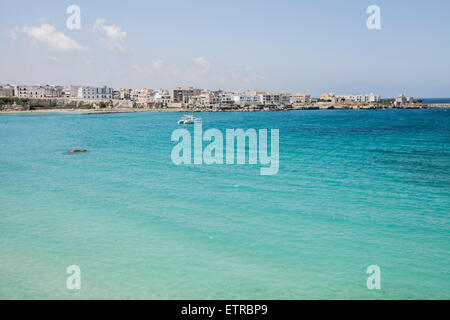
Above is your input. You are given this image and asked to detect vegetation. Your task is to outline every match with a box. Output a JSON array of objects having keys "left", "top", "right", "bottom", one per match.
[
  {"left": 0, "top": 97, "right": 29, "bottom": 106},
  {"left": 29, "top": 105, "right": 95, "bottom": 110},
  {"left": 378, "top": 99, "right": 394, "bottom": 105}
]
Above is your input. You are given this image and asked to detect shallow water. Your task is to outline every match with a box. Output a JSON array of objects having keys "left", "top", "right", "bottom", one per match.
[{"left": 0, "top": 109, "right": 449, "bottom": 299}]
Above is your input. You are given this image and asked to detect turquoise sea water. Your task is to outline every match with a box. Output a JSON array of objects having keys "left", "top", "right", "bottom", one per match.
[
  {"left": 0, "top": 109, "right": 449, "bottom": 299},
  {"left": 421, "top": 98, "right": 450, "bottom": 104}
]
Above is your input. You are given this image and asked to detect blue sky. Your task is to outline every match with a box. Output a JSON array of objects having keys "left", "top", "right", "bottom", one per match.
[{"left": 1, "top": 0, "right": 449, "bottom": 97}]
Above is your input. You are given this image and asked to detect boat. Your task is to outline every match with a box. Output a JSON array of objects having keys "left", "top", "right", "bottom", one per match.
[
  {"left": 178, "top": 105, "right": 202, "bottom": 124},
  {"left": 178, "top": 114, "right": 202, "bottom": 124},
  {"left": 68, "top": 149, "right": 87, "bottom": 153}
]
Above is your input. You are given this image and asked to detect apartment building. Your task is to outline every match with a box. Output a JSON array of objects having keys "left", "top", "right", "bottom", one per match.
[
  {"left": 78, "top": 86, "right": 113, "bottom": 99},
  {"left": 291, "top": 93, "right": 312, "bottom": 104},
  {"left": 0, "top": 85, "right": 15, "bottom": 97},
  {"left": 233, "top": 95, "right": 262, "bottom": 105},
  {"left": 16, "top": 86, "right": 46, "bottom": 98},
  {"left": 394, "top": 94, "right": 414, "bottom": 107},
  {"left": 261, "top": 94, "right": 281, "bottom": 105},
  {"left": 209, "top": 91, "right": 234, "bottom": 105},
  {"left": 42, "top": 85, "right": 63, "bottom": 98},
  {"left": 245, "top": 90, "right": 267, "bottom": 96},
  {"left": 116, "top": 89, "right": 130, "bottom": 100},
  {"left": 337, "top": 93, "right": 380, "bottom": 103},
  {"left": 152, "top": 90, "right": 171, "bottom": 104},
  {"left": 129, "top": 89, "right": 153, "bottom": 103},
  {"left": 169, "top": 87, "right": 202, "bottom": 104},
  {"left": 279, "top": 93, "right": 291, "bottom": 105},
  {"left": 112, "top": 90, "right": 121, "bottom": 100},
  {"left": 320, "top": 92, "right": 335, "bottom": 101},
  {"left": 61, "top": 85, "right": 80, "bottom": 98}
]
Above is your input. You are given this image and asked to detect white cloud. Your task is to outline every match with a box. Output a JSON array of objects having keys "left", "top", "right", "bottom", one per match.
[
  {"left": 193, "top": 57, "right": 211, "bottom": 74},
  {"left": 18, "top": 24, "right": 86, "bottom": 51},
  {"left": 115, "top": 57, "right": 264, "bottom": 90},
  {"left": 92, "top": 19, "right": 127, "bottom": 53},
  {"left": 131, "top": 64, "right": 145, "bottom": 73},
  {"left": 152, "top": 59, "right": 164, "bottom": 69},
  {"left": 5, "top": 28, "right": 18, "bottom": 40}
]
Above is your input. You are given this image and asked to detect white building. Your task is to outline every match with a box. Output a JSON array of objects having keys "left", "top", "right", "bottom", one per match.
[
  {"left": 152, "top": 90, "right": 171, "bottom": 104},
  {"left": 112, "top": 90, "right": 121, "bottom": 100},
  {"left": 169, "top": 87, "right": 202, "bottom": 104},
  {"left": 62, "top": 85, "right": 80, "bottom": 98},
  {"left": 0, "top": 84, "right": 15, "bottom": 97},
  {"left": 394, "top": 94, "right": 413, "bottom": 106},
  {"left": 320, "top": 92, "right": 335, "bottom": 101},
  {"left": 42, "top": 85, "right": 63, "bottom": 98},
  {"left": 130, "top": 89, "right": 152, "bottom": 103},
  {"left": 337, "top": 93, "right": 380, "bottom": 103},
  {"left": 15, "top": 86, "right": 45, "bottom": 98},
  {"left": 78, "top": 86, "right": 113, "bottom": 99},
  {"left": 210, "top": 92, "right": 234, "bottom": 105},
  {"left": 233, "top": 95, "right": 262, "bottom": 105},
  {"left": 115, "top": 88, "right": 130, "bottom": 100},
  {"left": 261, "top": 94, "right": 281, "bottom": 105},
  {"left": 245, "top": 90, "right": 267, "bottom": 96},
  {"left": 280, "top": 94, "right": 291, "bottom": 105},
  {"left": 291, "top": 93, "right": 312, "bottom": 104}
]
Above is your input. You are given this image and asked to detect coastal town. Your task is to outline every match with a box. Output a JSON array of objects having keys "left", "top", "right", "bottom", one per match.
[{"left": 0, "top": 83, "right": 444, "bottom": 113}]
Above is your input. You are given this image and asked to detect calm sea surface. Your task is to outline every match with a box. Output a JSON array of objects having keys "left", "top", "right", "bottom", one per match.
[
  {"left": 421, "top": 98, "right": 450, "bottom": 104},
  {"left": 0, "top": 109, "right": 449, "bottom": 299}
]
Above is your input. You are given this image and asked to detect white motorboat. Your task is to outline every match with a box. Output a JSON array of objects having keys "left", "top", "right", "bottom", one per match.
[{"left": 178, "top": 114, "right": 202, "bottom": 124}]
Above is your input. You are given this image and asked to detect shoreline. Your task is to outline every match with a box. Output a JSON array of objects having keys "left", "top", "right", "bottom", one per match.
[{"left": 1, "top": 104, "right": 449, "bottom": 115}]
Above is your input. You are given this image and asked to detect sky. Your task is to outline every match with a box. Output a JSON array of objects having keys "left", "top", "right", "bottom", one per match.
[{"left": 0, "top": 0, "right": 449, "bottom": 98}]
